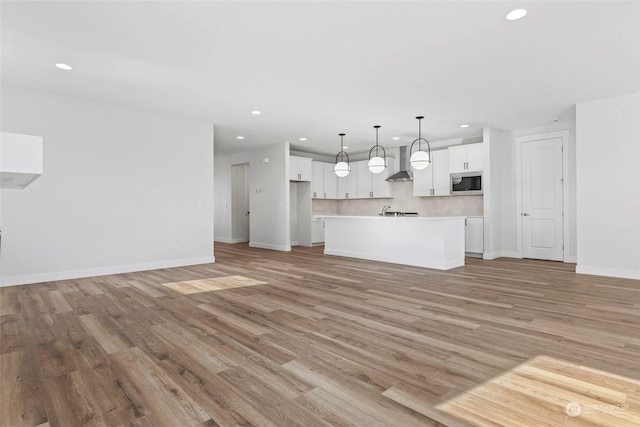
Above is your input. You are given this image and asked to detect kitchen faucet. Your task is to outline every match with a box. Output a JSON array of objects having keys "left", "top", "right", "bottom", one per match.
[{"left": 381, "top": 204, "right": 391, "bottom": 215}]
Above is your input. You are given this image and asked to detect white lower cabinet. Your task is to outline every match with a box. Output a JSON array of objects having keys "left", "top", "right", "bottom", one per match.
[
  {"left": 465, "top": 217, "right": 484, "bottom": 254},
  {"left": 312, "top": 219, "right": 325, "bottom": 244}
]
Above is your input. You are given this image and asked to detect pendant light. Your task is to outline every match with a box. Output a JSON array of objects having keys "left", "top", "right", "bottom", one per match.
[
  {"left": 334, "top": 133, "right": 350, "bottom": 177},
  {"left": 409, "top": 116, "right": 431, "bottom": 170},
  {"left": 367, "top": 125, "right": 387, "bottom": 174}
]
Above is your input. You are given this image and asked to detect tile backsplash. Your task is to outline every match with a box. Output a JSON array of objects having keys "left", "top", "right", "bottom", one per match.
[{"left": 312, "top": 181, "right": 483, "bottom": 217}]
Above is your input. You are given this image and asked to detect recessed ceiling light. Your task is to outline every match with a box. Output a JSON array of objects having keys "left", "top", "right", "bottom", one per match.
[
  {"left": 299, "top": 137, "right": 307, "bottom": 141},
  {"left": 236, "top": 136, "right": 245, "bottom": 139},
  {"left": 55, "top": 63, "right": 72, "bottom": 70},
  {"left": 251, "top": 110, "right": 261, "bottom": 115},
  {"left": 506, "top": 9, "right": 527, "bottom": 21},
  {"left": 460, "top": 124, "right": 470, "bottom": 128},
  {"left": 552, "top": 118, "right": 560, "bottom": 122},
  {"left": 392, "top": 137, "right": 400, "bottom": 140},
  {"left": 343, "top": 146, "right": 349, "bottom": 150}
]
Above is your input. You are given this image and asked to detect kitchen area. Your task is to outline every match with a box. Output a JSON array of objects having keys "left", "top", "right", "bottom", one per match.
[{"left": 291, "top": 141, "right": 485, "bottom": 269}]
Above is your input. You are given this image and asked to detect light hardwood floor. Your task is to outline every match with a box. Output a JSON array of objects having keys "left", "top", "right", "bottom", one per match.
[{"left": 1, "top": 243, "right": 639, "bottom": 426}]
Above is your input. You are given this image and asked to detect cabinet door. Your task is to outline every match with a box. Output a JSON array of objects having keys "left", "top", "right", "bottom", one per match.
[
  {"left": 412, "top": 166, "right": 433, "bottom": 196},
  {"left": 356, "top": 161, "right": 372, "bottom": 198},
  {"left": 323, "top": 163, "right": 338, "bottom": 199},
  {"left": 311, "top": 162, "right": 324, "bottom": 198},
  {"left": 337, "top": 168, "right": 358, "bottom": 199},
  {"left": 289, "top": 156, "right": 300, "bottom": 180},
  {"left": 465, "top": 144, "right": 484, "bottom": 172},
  {"left": 312, "top": 221, "right": 325, "bottom": 243},
  {"left": 348, "top": 167, "right": 358, "bottom": 199},
  {"left": 465, "top": 217, "right": 484, "bottom": 253},
  {"left": 289, "top": 156, "right": 312, "bottom": 181},
  {"left": 432, "top": 150, "right": 450, "bottom": 196},
  {"left": 448, "top": 146, "right": 468, "bottom": 173},
  {"left": 371, "top": 167, "right": 391, "bottom": 198}
]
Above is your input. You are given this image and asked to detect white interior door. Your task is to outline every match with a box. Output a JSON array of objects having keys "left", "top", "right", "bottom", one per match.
[{"left": 521, "top": 138, "right": 563, "bottom": 260}]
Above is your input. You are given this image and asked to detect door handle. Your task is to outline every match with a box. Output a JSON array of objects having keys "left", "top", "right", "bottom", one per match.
[
  {"left": 521, "top": 212, "right": 530, "bottom": 216},
  {"left": 246, "top": 211, "right": 250, "bottom": 216}
]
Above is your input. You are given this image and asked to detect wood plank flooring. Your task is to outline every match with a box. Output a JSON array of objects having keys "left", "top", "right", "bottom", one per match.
[{"left": 1, "top": 243, "right": 639, "bottom": 426}]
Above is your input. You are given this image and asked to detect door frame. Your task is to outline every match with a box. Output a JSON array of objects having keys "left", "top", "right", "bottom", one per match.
[{"left": 515, "top": 130, "right": 570, "bottom": 261}]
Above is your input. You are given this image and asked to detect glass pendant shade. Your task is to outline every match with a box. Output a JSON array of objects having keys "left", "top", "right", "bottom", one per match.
[
  {"left": 410, "top": 150, "right": 430, "bottom": 170},
  {"left": 409, "top": 116, "right": 432, "bottom": 171},
  {"left": 334, "top": 161, "right": 350, "bottom": 177},
  {"left": 368, "top": 156, "right": 386, "bottom": 174},
  {"left": 367, "top": 125, "right": 387, "bottom": 174},
  {"left": 334, "top": 133, "right": 350, "bottom": 177}
]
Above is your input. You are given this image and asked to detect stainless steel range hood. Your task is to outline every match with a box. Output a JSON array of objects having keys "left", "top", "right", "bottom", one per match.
[{"left": 386, "top": 145, "right": 413, "bottom": 182}]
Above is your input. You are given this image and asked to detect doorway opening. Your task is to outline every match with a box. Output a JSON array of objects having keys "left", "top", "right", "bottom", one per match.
[{"left": 231, "top": 163, "right": 250, "bottom": 243}]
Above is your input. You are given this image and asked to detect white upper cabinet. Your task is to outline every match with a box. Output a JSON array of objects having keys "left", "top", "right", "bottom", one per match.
[
  {"left": 432, "top": 149, "right": 451, "bottom": 196},
  {"left": 0, "top": 132, "right": 44, "bottom": 189},
  {"left": 413, "top": 149, "right": 450, "bottom": 196},
  {"left": 323, "top": 163, "right": 338, "bottom": 199},
  {"left": 290, "top": 155, "right": 312, "bottom": 181},
  {"left": 356, "top": 161, "right": 371, "bottom": 198},
  {"left": 449, "top": 143, "right": 484, "bottom": 173},
  {"left": 312, "top": 161, "right": 339, "bottom": 199},
  {"left": 356, "top": 160, "right": 392, "bottom": 199},
  {"left": 371, "top": 165, "right": 392, "bottom": 198},
  {"left": 337, "top": 165, "right": 358, "bottom": 199},
  {"left": 311, "top": 161, "right": 324, "bottom": 198}
]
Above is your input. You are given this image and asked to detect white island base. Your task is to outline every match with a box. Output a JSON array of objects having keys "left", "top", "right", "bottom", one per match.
[{"left": 324, "top": 216, "right": 466, "bottom": 270}]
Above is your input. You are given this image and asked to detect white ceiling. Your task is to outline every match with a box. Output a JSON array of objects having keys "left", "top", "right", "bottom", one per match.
[{"left": 2, "top": 1, "right": 639, "bottom": 156}]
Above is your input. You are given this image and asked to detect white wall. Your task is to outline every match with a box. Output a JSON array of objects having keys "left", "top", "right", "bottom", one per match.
[
  {"left": 0, "top": 85, "right": 214, "bottom": 286},
  {"left": 214, "top": 142, "right": 291, "bottom": 251},
  {"left": 576, "top": 92, "right": 640, "bottom": 279},
  {"left": 483, "top": 127, "right": 512, "bottom": 260},
  {"left": 249, "top": 142, "right": 291, "bottom": 251}
]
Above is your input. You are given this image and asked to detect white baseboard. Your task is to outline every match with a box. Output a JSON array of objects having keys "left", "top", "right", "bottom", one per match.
[
  {"left": 214, "top": 237, "right": 235, "bottom": 244},
  {"left": 576, "top": 265, "right": 640, "bottom": 280},
  {"left": 214, "top": 237, "right": 249, "bottom": 244},
  {"left": 249, "top": 241, "right": 292, "bottom": 252},
  {"left": 564, "top": 256, "right": 577, "bottom": 264},
  {"left": 482, "top": 251, "right": 501, "bottom": 260},
  {"left": 500, "top": 251, "right": 519, "bottom": 258},
  {"left": 0, "top": 256, "right": 215, "bottom": 287}
]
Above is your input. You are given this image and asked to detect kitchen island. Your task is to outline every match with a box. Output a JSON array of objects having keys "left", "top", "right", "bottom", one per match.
[{"left": 324, "top": 215, "right": 465, "bottom": 270}]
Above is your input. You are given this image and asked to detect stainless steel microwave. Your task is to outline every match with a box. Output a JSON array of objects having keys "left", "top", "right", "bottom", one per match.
[{"left": 451, "top": 173, "right": 482, "bottom": 194}]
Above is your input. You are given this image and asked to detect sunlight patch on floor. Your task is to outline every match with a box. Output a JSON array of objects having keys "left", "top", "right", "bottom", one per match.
[
  {"left": 436, "top": 355, "right": 640, "bottom": 426},
  {"left": 162, "top": 275, "right": 267, "bottom": 294}
]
